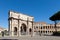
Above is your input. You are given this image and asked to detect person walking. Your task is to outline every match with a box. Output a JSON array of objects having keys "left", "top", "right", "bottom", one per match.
[{"left": 1, "top": 31, "right": 4, "bottom": 37}]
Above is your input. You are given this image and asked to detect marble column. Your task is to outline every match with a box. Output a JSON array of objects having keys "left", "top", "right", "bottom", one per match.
[
  {"left": 18, "top": 19, "right": 19, "bottom": 36},
  {"left": 18, "top": 15, "right": 21, "bottom": 36},
  {"left": 27, "top": 17, "right": 29, "bottom": 35},
  {"left": 31, "top": 21, "right": 34, "bottom": 36},
  {"left": 11, "top": 18, "right": 14, "bottom": 36}
]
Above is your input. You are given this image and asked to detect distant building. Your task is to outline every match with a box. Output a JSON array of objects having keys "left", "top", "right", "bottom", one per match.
[
  {"left": 0, "top": 26, "right": 7, "bottom": 33},
  {"left": 33, "top": 22, "right": 60, "bottom": 35}
]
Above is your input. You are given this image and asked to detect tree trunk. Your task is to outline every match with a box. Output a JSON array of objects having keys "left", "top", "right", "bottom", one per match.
[{"left": 55, "top": 21, "right": 57, "bottom": 32}]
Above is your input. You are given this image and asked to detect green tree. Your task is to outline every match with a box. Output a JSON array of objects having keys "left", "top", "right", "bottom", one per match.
[{"left": 49, "top": 11, "right": 60, "bottom": 32}]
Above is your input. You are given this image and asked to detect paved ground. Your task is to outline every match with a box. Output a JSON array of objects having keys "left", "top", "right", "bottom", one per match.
[{"left": 0, "top": 36, "right": 60, "bottom": 40}]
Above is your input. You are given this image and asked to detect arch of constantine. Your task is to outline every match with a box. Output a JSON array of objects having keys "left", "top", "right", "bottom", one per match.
[{"left": 8, "top": 11, "right": 34, "bottom": 36}]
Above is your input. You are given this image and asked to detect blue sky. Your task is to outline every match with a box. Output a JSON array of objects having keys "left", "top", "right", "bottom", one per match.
[{"left": 0, "top": 0, "right": 60, "bottom": 28}]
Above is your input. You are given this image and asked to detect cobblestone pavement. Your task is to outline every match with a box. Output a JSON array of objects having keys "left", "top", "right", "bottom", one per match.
[{"left": 0, "top": 36, "right": 60, "bottom": 40}]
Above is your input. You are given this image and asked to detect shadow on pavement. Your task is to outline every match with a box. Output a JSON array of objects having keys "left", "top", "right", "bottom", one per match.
[{"left": 0, "top": 39, "right": 18, "bottom": 40}]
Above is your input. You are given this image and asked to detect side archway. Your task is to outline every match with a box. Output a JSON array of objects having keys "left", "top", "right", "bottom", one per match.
[
  {"left": 14, "top": 27, "right": 17, "bottom": 35},
  {"left": 29, "top": 28, "right": 32, "bottom": 34}
]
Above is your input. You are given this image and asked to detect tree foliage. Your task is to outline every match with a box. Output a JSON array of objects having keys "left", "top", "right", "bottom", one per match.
[{"left": 49, "top": 11, "right": 60, "bottom": 21}]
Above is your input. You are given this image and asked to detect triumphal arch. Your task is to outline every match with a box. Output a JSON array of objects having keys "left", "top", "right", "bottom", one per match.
[{"left": 8, "top": 11, "right": 34, "bottom": 36}]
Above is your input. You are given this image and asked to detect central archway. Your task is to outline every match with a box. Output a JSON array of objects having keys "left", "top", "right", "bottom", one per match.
[{"left": 20, "top": 23, "right": 27, "bottom": 35}]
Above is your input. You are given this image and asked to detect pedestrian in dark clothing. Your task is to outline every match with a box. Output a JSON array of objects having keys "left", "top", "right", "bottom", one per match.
[{"left": 1, "top": 31, "right": 4, "bottom": 37}]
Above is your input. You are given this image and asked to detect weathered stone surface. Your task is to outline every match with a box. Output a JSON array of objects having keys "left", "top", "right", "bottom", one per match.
[{"left": 8, "top": 11, "right": 34, "bottom": 36}]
